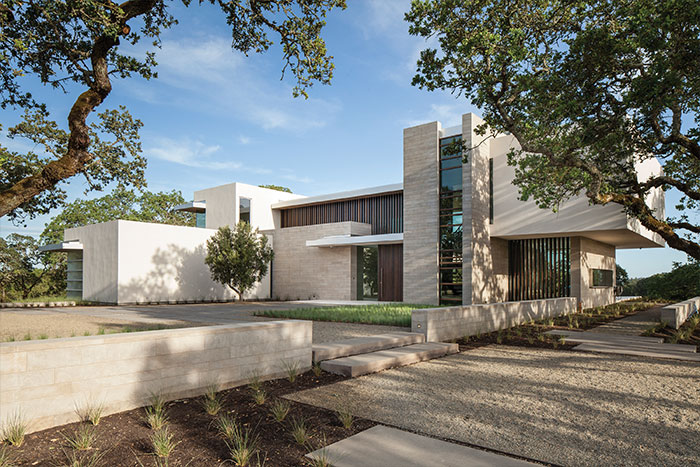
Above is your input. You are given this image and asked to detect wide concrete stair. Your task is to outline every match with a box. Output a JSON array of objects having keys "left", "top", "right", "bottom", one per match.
[
  {"left": 546, "top": 330, "right": 700, "bottom": 362},
  {"left": 313, "top": 332, "right": 459, "bottom": 377}
]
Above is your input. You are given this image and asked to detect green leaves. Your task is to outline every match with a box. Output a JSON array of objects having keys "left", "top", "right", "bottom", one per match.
[
  {"left": 407, "top": 0, "right": 700, "bottom": 259},
  {"left": 205, "top": 224, "right": 274, "bottom": 299}
]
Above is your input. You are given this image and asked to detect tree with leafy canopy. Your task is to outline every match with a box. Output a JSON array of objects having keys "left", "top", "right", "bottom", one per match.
[
  {"left": 0, "top": 0, "right": 345, "bottom": 221},
  {"left": 0, "top": 234, "right": 64, "bottom": 300},
  {"left": 407, "top": 0, "right": 700, "bottom": 260},
  {"left": 205, "top": 223, "right": 273, "bottom": 300},
  {"left": 40, "top": 186, "right": 194, "bottom": 244},
  {"left": 615, "top": 263, "right": 629, "bottom": 289}
]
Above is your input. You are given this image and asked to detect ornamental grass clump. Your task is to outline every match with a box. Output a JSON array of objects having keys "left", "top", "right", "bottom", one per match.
[
  {"left": 201, "top": 384, "right": 223, "bottom": 416},
  {"left": 281, "top": 360, "right": 300, "bottom": 383},
  {"left": 2, "top": 412, "right": 26, "bottom": 447},
  {"left": 63, "top": 424, "right": 98, "bottom": 451},
  {"left": 224, "top": 422, "right": 259, "bottom": 467},
  {"left": 289, "top": 416, "right": 309, "bottom": 445},
  {"left": 336, "top": 407, "right": 354, "bottom": 429},
  {"left": 151, "top": 427, "right": 179, "bottom": 458},
  {"left": 251, "top": 389, "right": 266, "bottom": 406},
  {"left": 144, "top": 393, "right": 168, "bottom": 430},
  {"left": 215, "top": 414, "right": 238, "bottom": 441},
  {"left": 75, "top": 401, "right": 105, "bottom": 426},
  {"left": 269, "top": 399, "right": 291, "bottom": 423}
]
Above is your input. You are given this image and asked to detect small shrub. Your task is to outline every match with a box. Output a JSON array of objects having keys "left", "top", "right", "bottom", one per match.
[
  {"left": 76, "top": 401, "right": 105, "bottom": 426},
  {"left": 527, "top": 336, "right": 535, "bottom": 345},
  {"left": 83, "top": 331, "right": 91, "bottom": 336},
  {"left": 312, "top": 362, "right": 323, "bottom": 377},
  {"left": 97, "top": 327, "right": 105, "bottom": 335},
  {"left": 251, "top": 389, "right": 266, "bottom": 405},
  {"left": 289, "top": 417, "right": 309, "bottom": 445},
  {"left": 269, "top": 399, "right": 290, "bottom": 423},
  {"left": 495, "top": 331, "right": 503, "bottom": 344},
  {"left": 336, "top": 407, "right": 353, "bottom": 429},
  {"left": 149, "top": 392, "right": 167, "bottom": 414},
  {"left": 63, "top": 424, "right": 98, "bottom": 451},
  {"left": 22, "top": 333, "right": 31, "bottom": 341},
  {"left": 2, "top": 412, "right": 26, "bottom": 447},
  {"left": 38, "top": 333, "right": 48, "bottom": 340},
  {"left": 307, "top": 436, "right": 332, "bottom": 467},
  {"left": 224, "top": 422, "right": 259, "bottom": 467},
  {"left": 215, "top": 414, "right": 238, "bottom": 441},
  {"left": 145, "top": 408, "right": 168, "bottom": 430},
  {"left": 281, "top": 360, "right": 300, "bottom": 383},
  {"left": 151, "top": 427, "right": 179, "bottom": 458}
]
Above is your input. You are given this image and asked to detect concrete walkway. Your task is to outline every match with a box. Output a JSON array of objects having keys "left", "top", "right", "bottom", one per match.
[
  {"left": 307, "top": 425, "right": 536, "bottom": 467},
  {"left": 591, "top": 305, "right": 665, "bottom": 336}
]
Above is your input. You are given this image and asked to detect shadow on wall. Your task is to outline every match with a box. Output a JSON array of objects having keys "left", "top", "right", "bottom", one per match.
[{"left": 118, "top": 244, "right": 233, "bottom": 304}]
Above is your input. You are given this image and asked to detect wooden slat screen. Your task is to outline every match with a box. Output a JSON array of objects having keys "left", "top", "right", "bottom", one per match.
[
  {"left": 508, "top": 237, "right": 570, "bottom": 301},
  {"left": 280, "top": 192, "right": 403, "bottom": 234}
]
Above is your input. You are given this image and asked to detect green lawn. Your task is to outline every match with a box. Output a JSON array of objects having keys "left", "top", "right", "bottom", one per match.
[{"left": 254, "top": 303, "right": 436, "bottom": 327}]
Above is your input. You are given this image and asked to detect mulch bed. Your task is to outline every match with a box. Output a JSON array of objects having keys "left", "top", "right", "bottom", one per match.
[{"left": 6, "top": 372, "right": 374, "bottom": 466}]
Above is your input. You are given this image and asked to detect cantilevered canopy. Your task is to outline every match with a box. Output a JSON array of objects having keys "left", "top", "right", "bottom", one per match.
[
  {"left": 306, "top": 233, "right": 403, "bottom": 248},
  {"left": 173, "top": 201, "right": 206, "bottom": 213},
  {"left": 39, "top": 241, "right": 83, "bottom": 252}
]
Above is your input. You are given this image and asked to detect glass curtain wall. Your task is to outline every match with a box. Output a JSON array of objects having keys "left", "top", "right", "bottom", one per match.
[{"left": 439, "top": 136, "right": 464, "bottom": 305}]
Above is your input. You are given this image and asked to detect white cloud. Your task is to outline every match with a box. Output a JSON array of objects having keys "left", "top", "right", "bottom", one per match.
[
  {"left": 148, "top": 137, "right": 241, "bottom": 171},
  {"left": 126, "top": 36, "right": 342, "bottom": 132},
  {"left": 238, "top": 135, "right": 251, "bottom": 145},
  {"left": 405, "top": 103, "right": 464, "bottom": 128}
]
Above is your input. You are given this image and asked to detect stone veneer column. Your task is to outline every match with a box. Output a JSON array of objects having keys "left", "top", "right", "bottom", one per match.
[
  {"left": 462, "top": 113, "right": 493, "bottom": 305},
  {"left": 403, "top": 122, "right": 441, "bottom": 305}
]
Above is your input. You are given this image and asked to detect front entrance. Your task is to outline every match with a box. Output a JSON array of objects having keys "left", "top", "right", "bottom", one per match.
[{"left": 358, "top": 245, "right": 403, "bottom": 301}]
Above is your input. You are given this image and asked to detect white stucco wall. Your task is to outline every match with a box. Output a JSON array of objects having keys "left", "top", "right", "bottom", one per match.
[
  {"left": 65, "top": 220, "right": 272, "bottom": 304},
  {"left": 64, "top": 223, "right": 119, "bottom": 304},
  {"left": 194, "top": 182, "right": 304, "bottom": 231}
]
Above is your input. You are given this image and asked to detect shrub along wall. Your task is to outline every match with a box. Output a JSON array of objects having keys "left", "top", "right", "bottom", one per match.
[
  {"left": 0, "top": 320, "right": 311, "bottom": 433},
  {"left": 412, "top": 297, "right": 577, "bottom": 342}
]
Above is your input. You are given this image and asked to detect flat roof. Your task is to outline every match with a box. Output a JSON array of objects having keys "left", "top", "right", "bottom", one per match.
[
  {"left": 39, "top": 241, "right": 84, "bottom": 252},
  {"left": 173, "top": 201, "right": 206, "bottom": 213},
  {"left": 272, "top": 183, "right": 402, "bottom": 209}
]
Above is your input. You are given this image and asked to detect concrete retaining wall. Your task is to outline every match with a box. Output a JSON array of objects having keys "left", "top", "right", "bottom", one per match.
[
  {"left": 411, "top": 297, "right": 577, "bottom": 342},
  {"left": 660, "top": 297, "right": 700, "bottom": 329},
  {"left": 0, "top": 320, "right": 311, "bottom": 433}
]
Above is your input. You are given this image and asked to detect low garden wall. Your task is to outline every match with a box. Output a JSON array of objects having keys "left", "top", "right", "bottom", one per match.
[
  {"left": 0, "top": 320, "right": 311, "bottom": 434},
  {"left": 660, "top": 297, "right": 700, "bottom": 329},
  {"left": 412, "top": 297, "right": 577, "bottom": 342}
]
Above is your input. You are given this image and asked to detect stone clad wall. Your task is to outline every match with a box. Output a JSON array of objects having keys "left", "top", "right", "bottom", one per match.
[
  {"left": 403, "top": 121, "right": 441, "bottom": 305},
  {"left": 412, "top": 297, "right": 577, "bottom": 342},
  {"left": 0, "top": 320, "right": 311, "bottom": 434},
  {"left": 660, "top": 297, "right": 700, "bottom": 329}
]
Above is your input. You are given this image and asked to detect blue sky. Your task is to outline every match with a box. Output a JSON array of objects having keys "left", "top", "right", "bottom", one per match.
[{"left": 0, "top": 0, "right": 692, "bottom": 277}]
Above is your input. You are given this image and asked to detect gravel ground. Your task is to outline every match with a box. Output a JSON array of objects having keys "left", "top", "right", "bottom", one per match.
[
  {"left": 287, "top": 345, "right": 700, "bottom": 467},
  {"left": 0, "top": 310, "right": 200, "bottom": 341}
]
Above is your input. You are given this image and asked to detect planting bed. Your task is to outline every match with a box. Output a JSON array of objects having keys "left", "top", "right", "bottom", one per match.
[
  {"left": 644, "top": 312, "right": 700, "bottom": 350},
  {"left": 3, "top": 371, "right": 374, "bottom": 466},
  {"left": 457, "top": 300, "right": 662, "bottom": 351}
]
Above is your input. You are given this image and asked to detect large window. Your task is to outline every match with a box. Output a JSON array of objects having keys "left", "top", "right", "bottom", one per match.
[
  {"left": 591, "top": 269, "right": 613, "bottom": 287},
  {"left": 508, "top": 237, "right": 570, "bottom": 301},
  {"left": 195, "top": 212, "right": 206, "bottom": 228},
  {"left": 439, "top": 135, "right": 463, "bottom": 305},
  {"left": 239, "top": 198, "right": 251, "bottom": 224}
]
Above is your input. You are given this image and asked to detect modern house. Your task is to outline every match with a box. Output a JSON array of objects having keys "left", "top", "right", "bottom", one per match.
[{"left": 42, "top": 113, "right": 665, "bottom": 308}]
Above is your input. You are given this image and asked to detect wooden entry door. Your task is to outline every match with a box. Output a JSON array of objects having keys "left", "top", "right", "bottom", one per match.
[{"left": 378, "top": 244, "right": 403, "bottom": 301}]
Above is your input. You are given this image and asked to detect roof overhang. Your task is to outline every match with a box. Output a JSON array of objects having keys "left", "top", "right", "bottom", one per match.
[
  {"left": 492, "top": 229, "right": 663, "bottom": 249},
  {"left": 39, "top": 241, "right": 83, "bottom": 252},
  {"left": 306, "top": 233, "right": 403, "bottom": 248},
  {"left": 173, "top": 201, "right": 206, "bottom": 213}
]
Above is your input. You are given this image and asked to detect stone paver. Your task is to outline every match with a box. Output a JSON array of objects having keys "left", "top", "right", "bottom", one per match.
[
  {"left": 288, "top": 346, "right": 700, "bottom": 467},
  {"left": 591, "top": 305, "right": 664, "bottom": 335},
  {"left": 573, "top": 343, "right": 700, "bottom": 361},
  {"left": 306, "top": 425, "right": 536, "bottom": 467},
  {"left": 312, "top": 332, "right": 425, "bottom": 362},
  {"left": 320, "top": 342, "right": 459, "bottom": 377}
]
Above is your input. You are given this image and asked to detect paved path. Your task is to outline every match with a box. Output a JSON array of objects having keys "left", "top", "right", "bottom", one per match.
[
  {"left": 288, "top": 345, "right": 700, "bottom": 467},
  {"left": 0, "top": 302, "right": 409, "bottom": 344},
  {"left": 591, "top": 305, "right": 665, "bottom": 336},
  {"left": 307, "top": 425, "right": 536, "bottom": 467}
]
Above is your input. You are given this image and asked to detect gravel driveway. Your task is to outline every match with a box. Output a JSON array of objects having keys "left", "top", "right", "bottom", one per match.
[{"left": 287, "top": 345, "right": 700, "bottom": 467}]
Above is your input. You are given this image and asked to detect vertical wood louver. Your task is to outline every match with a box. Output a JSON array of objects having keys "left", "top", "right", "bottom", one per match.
[
  {"left": 280, "top": 192, "right": 403, "bottom": 234},
  {"left": 508, "top": 237, "right": 570, "bottom": 301}
]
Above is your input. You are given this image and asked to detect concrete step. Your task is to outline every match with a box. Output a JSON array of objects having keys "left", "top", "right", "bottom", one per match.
[
  {"left": 320, "top": 342, "right": 459, "bottom": 377},
  {"left": 312, "top": 332, "right": 425, "bottom": 363},
  {"left": 546, "top": 331, "right": 696, "bottom": 353},
  {"left": 574, "top": 343, "right": 700, "bottom": 362},
  {"left": 306, "top": 425, "right": 538, "bottom": 467},
  {"left": 546, "top": 330, "right": 665, "bottom": 344}
]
